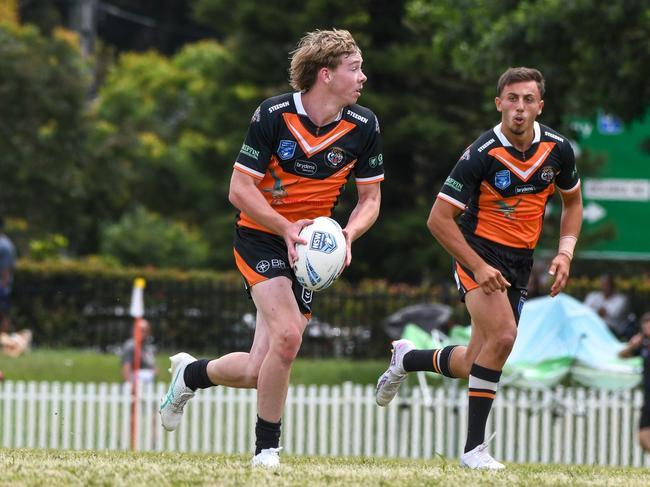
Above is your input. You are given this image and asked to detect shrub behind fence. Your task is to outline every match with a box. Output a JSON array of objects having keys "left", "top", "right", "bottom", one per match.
[
  {"left": 11, "top": 260, "right": 650, "bottom": 357},
  {"left": 11, "top": 262, "right": 444, "bottom": 357}
]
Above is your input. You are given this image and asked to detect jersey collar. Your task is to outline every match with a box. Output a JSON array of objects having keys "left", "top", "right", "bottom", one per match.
[{"left": 493, "top": 121, "right": 541, "bottom": 147}]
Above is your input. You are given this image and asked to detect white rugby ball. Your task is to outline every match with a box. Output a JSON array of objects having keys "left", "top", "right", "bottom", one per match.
[{"left": 293, "top": 217, "right": 346, "bottom": 291}]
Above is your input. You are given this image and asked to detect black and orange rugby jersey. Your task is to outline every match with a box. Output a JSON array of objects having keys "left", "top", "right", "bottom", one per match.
[
  {"left": 233, "top": 92, "right": 384, "bottom": 234},
  {"left": 437, "top": 122, "right": 580, "bottom": 250}
]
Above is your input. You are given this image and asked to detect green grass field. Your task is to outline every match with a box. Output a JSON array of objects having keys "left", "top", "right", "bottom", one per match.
[
  {"left": 1, "top": 448, "right": 649, "bottom": 486},
  {"left": 0, "top": 348, "right": 389, "bottom": 385}
]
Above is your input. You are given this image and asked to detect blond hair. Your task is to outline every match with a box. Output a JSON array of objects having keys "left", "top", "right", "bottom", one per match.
[{"left": 289, "top": 29, "right": 361, "bottom": 91}]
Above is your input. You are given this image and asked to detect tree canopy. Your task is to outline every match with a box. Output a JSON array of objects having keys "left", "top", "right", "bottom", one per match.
[{"left": 3, "top": 0, "right": 649, "bottom": 281}]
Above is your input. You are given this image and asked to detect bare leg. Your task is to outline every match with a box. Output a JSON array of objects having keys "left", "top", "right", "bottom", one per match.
[
  {"left": 448, "top": 321, "right": 488, "bottom": 379},
  {"left": 251, "top": 277, "right": 307, "bottom": 422},
  {"left": 206, "top": 312, "right": 271, "bottom": 388},
  {"left": 464, "top": 289, "right": 517, "bottom": 369}
]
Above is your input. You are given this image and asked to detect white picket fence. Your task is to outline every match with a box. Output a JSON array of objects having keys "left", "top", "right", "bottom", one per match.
[{"left": 1, "top": 380, "right": 648, "bottom": 466}]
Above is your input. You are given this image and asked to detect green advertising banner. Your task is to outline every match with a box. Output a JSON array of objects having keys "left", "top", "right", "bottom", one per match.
[{"left": 569, "top": 111, "right": 650, "bottom": 260}]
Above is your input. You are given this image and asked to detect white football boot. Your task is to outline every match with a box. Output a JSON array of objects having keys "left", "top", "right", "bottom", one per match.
[
  {"left": 159, "top": 352, "right": 197, "bottom": 431},
  {"left": 460, "top": 432, "right": 505, "bottom": 470},
  {"left": 375, "top": 338, "right": 415, "bottom": 406},
  {"left": 251, "top": 447, "right": 282, "bottom": 468}
]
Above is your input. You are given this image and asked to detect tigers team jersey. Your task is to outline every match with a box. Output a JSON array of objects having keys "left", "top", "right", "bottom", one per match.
[
  {"left": 438, "top": 121, "right": 581, "bottom": 250},
  {"left": 233, "top": 92, "right": 384, "bottom": 233}
]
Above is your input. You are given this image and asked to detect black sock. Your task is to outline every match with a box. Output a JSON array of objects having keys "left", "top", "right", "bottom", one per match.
[
  {"left": 255, "top": 415, "right": 281, "bottom": 454},
  {"left": 464, "top": 363, "right": 501, "bottom": 453},
  {"left": 183, "top": 359, "right": 215, "bottom": 391},
  {"left": 403, "top": 346, "right": 458, "bottom": 378}
]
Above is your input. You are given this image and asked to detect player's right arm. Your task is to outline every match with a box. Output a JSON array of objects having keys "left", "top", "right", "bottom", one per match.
[
  {"left": 427, "top": 198, "right": 510, "bottom": 294},
  {"left": 229, "top": 99, "right": 312, "bottom": 264},
  {"left": 428, "top": 138, "right": 510, "bottom": 294},
  {"left": 228, "top": 170, "right": 311, "bottom": 265}
]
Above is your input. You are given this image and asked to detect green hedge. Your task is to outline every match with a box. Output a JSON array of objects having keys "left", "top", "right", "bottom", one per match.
[
  {"left": 10, "top": 259, "right": 650, "bottom": 357},
  {"left": 11, "top": 259, "right": 443, "bottom": 357}
]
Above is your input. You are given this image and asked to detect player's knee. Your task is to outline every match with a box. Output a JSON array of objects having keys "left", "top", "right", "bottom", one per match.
[
  {"left": 273, "top": 328, "right": 303, "bottom": 364},
  {"left": 491, "top": 328, "right": 517, "bottom": 357}
]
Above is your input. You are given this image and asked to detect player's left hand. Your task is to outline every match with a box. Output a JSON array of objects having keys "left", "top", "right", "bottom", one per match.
[{"left": 548, "top": 253, "right": 571, "bottom": 297}]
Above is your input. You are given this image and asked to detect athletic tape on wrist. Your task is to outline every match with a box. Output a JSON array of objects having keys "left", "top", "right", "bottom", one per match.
[{"left": 558, "top": 235, "right": 577, "bottom": 260}]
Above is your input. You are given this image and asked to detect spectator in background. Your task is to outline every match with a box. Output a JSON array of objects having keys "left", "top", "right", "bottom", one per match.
[
  {"left": 0, "top": 216, "right": 16, "bottom": 334},
  {"left": 618, "top": 312, "right": 650, "bottom": 453},
  {"left": 584, "top": 273, "right": 630, "bottom": 339},
  {"left": 121, "top": 319, "right": 157, "bottom": 384}
]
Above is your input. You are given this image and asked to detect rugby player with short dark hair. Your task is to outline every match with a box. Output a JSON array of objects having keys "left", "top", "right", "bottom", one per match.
[{"left": 376, "top": 66, "right": 583, "bottom": 469}]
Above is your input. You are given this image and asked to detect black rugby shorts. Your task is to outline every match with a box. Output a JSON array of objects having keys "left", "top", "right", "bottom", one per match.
[
  {"left": 233, "top": 225, "right": 313, "bottom": 316},
  {"left": 452, "top": 233, "right": 533, "bottom": 324}
]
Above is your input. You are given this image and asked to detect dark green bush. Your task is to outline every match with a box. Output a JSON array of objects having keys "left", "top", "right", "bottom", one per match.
[
  {"left": 10, "top": 259, "right": 650, "bottom": 357},
  {"left": 100, "top": 206, "right": 210, "bottom": 269}
]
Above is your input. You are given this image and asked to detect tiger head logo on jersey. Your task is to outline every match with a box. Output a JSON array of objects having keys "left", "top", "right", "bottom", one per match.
[
  {"left": 540, "top": 166, "right": 555, "bottom": 183},
  {"left": 325, "top": 147, "right": 345, "bottom": 168}
]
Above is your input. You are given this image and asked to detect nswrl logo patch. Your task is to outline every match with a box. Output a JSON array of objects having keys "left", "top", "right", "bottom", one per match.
[
  {"left": 494, "top": 169, "right": 511, "bottom": 190},
  {"left": 278, "top": 140, "right": 296, "bottom": 160},
  {"left": 310, "top": 231, "right": 337, "bottom": 254}
]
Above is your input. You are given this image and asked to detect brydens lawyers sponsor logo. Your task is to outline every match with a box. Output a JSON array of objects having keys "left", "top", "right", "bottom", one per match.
[
  {"left": 515, "top": 185, "right": 536, "bottom": 194},
  {"left": 294, "top": 160, "right": 317, "bottom": 175}
]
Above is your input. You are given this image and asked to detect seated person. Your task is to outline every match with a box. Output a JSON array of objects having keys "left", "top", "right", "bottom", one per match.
[{"left": 584, "top": 273, "right": 629, "bottom": 338}]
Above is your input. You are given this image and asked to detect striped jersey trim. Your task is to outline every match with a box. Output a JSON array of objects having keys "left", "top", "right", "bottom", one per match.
[
  {"left": 356, "top": 174, "right": 384, "bottom": 184},
  {"left": 558, "top": 179, "right": 581, "bottom": 194},
  {"left": 234, "top": 162, "right": 264, "bottom": 180},
  {"left": 437, "top": 192, "right": 466, "bottom": 210}
]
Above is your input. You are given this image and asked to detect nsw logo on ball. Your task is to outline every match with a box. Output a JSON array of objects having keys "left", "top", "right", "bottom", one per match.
[{"left": 310, "top": 231, "right": 337, "bottom": 254}]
